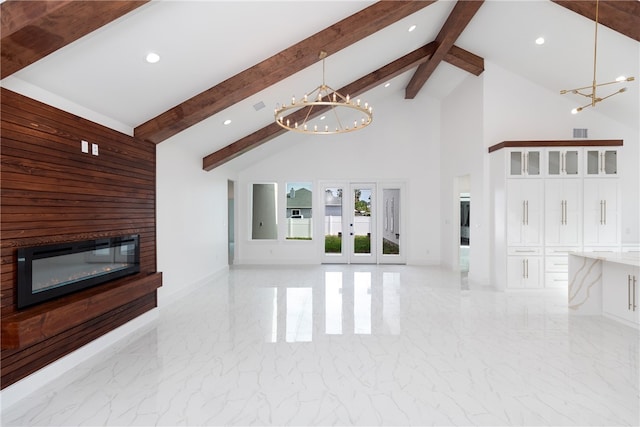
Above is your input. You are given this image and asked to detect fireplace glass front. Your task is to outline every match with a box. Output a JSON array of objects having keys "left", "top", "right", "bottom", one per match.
[{"left": 17, "top": 235, "right": 140, "bottom": 309}]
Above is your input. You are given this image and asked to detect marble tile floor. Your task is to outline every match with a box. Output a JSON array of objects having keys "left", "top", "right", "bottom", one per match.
[{"left": 2, "top": 264, "right": 639, "bottom": 426}]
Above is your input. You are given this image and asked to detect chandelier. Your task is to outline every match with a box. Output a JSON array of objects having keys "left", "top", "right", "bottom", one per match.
[
  {"left": 275, "top": 51, "right": 373, "bottom": 134},
  {"left": 560, "top": 0, "right": 634, "bottom": 114}
]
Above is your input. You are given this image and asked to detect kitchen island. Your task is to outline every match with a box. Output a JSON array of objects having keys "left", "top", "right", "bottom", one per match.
[{"left": 569, "top": 251, "right": 640, "bottom": 328}]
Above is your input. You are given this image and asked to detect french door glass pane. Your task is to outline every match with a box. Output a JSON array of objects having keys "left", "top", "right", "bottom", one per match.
[
  {"left": 324, "top": 188, "right": 343, "bottom": 255},
  {"left": 353, "top": 188, "right": 372, "bottom": 254}
]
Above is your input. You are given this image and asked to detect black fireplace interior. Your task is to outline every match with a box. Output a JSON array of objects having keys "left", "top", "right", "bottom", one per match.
[{"left": 17, "top": 235, "right": 140, "bottom": 309}]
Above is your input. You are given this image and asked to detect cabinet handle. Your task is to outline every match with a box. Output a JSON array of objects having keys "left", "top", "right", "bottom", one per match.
[
  {"left": 629, "top": 275, "right": 632, "bottom": 310},
  {"left": 604, "top": 200, "right": 607, "bottom": 225},
  {"left": 600, "top": 153, "right": 604, "bottom": 173},
  {"left": 600, "top": 200, "right": 604, "bottom": 225},
  {"left": 561, "top": 152, "right": 565, "bottom": 173},
  {"left": 634, "top": 276, "right": 637, "bottom": 311},
  {"left": 524, "top": 153, "right": 528, "bottom": 175},
  {"left": 526, "top": 259, "right": 529, "bottom": 279},
  {"left": 515, "top": 250, "right": 536, "bottom": 253},
  {"left": 526, "top": 200, "right": 529, "bottom": 225},
  {"left": 522, "top": 201, "right": 526, "bottom": 225},
  {"left": 522, "top": 260, "right": 526, "bottom": 279},
  {"left": 560, "top": 201, "right": 564, "bottom": 225}
]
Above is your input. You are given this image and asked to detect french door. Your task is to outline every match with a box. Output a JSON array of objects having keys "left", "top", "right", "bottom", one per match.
[{"left": 321, "top": 183, "right": 377, "bottom": 264}]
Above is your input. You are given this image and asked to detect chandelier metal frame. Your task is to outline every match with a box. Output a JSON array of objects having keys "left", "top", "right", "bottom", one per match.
[
  {"left": 274, "top": 51, "right": 373, "bottom": 134},
  {"left": 560, "top": 0, "right": 634, "bottom": 113}
]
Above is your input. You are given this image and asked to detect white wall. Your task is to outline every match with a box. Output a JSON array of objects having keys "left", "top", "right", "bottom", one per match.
[
  {"left": 156, "top": 139, "right": 232, "bottom": 305},
  {"left": 235, "top": 92, "right": 441, "bottom": 265},
  {"left": 440, "top": 73, "right": 490, "bottom": 286}
]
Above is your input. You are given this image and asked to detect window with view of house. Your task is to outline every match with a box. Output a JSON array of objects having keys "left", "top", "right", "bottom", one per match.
[{"left": 286, "top": 182, "right": 312, "bottom": 240}]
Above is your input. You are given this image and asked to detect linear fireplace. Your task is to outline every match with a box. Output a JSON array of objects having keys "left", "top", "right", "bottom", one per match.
[{"left": 17, "top": 235, "right": 140, "bottom": 309}]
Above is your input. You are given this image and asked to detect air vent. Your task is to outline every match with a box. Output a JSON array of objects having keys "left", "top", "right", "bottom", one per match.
[
  {"left": 253, "top": 101, "right": 265, "bottom": 111},
  {"left": 573, "top": 128, "right": 588, "bottom": 138}
]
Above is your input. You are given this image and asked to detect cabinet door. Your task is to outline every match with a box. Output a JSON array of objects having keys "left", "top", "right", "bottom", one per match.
[
  {"left": 602, "top": 264, "right": 639, "bottom": 325},
  {"left": 585, "top": 149, "right": 618, "bottom": 176},
  {"left": 507, "top": 256, "right": 541, "bottom": 289},
  {"left": 508, "top": 150, "right": 542, "bottom": 177},
  {"left": 507, "top": 180, "right": 543, "bottom": 246},
  {"left": 548, "top": 149, "right": 580, "bottom": 176},
  {"left": 561, "top": 179, "right": 581, "bottom": 245},
  {"left": 583, "top": 179, "right": 619, "bottom": 245}
]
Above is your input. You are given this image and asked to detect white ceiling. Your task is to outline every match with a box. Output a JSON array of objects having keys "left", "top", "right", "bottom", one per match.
[{"left": 2, "top": 0, "right": 638, "bottom": 163}]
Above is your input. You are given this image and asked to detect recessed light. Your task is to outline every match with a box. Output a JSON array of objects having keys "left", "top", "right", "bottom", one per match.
[
  {"left": 145, "top": 52, "right": 160, "bottom": 63},
  {"left": 223, "top": 119, "right": 232, "bottom": 125},
  {"left": 408, "top": 25, "right": 417, "bottom": 32},
  {"left": 384, "top": 82, "right": 391, "bottom": 88},
  {"left": 535, "top": 37, "right": 545, "bottom": 45}
]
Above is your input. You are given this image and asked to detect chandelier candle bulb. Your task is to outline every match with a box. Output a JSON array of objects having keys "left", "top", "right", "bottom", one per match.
[{"left": 273, "top": 50, "right": 373, "bottom": 134}]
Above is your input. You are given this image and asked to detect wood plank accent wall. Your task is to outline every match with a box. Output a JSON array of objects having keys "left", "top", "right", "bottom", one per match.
[{"left": 0, "top": 88, "right": 161, "bottom": 389}]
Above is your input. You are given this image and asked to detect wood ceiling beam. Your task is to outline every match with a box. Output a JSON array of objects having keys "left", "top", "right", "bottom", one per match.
[
  {"left": 552, "top": 1, "right": 640, "bottom": 42},
  {"left": 0, "top": 0, "right": 149, "bottom": 79},
  {"left": 203, "top": 42, "right": 440, "bottom": 171},
  {"left": 405, "top": 0, "right": 484, "bottom": 99},
  {"left": 135, "top": 1, "right": 435, "bottom": 145},
  {"left": 444, "top": 45, "right": 484, "bottom": 76}
]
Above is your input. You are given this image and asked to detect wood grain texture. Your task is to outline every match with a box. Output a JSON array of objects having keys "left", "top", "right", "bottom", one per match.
[
  {"left": 0, "top": 88, "right": 160, "bottom": 389},
  {"left": 405, "top": 0, "right": 484, "bottom": 99},
  {"left": 552, "top": 0, "right": 640, "bottom": 42},
  {"left": 1, "top": 1, "right": 149, "bottom": 78}
]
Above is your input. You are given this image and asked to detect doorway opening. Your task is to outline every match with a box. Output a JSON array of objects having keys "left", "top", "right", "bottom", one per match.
[
  {"left": 460, "top": 192, "right": 470, "bottom": 272},
  {"left": 228, "top": 180, "right": 235, "bottom": 265}
]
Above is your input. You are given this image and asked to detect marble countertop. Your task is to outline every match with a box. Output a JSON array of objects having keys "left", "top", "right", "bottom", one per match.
[{"left": 569, "top": 251, "right": 640, "bottom": 268}]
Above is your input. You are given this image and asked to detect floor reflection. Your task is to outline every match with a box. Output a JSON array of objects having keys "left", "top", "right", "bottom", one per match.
[{"left": 252, "top": 269, "right": 402, "bottom": 343}]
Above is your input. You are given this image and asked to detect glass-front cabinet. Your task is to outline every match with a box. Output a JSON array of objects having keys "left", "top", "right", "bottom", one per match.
[
  {"left": 547, "top": 148, "right": 580, "bottom": 176},
  {"left": 508, "top": 149, "right": 542, "bottom": 177},
  {"left": 585, "top": 149, "right": 617, "bottom": 176}
]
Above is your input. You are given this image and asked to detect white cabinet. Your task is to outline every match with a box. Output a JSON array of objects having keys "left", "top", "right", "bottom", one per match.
[
  {"left": 583, "top": 179, "right": 619, "bottom": 246},
  {"left": 602, "top": 263, "right": 639, "bottom": 326},
  {"left": 507, "top": 255, "right": 542, "bottom": 288},
  {"left": 544, "top": 179, "right": 581, "bottom": 246},
  {"left": 508, "top": 149, "right": 542, "bottom": 177},
  {"left": 585, "top": 148, "right": 617, "bottom": 176},
  {"left": 547, "top": 148, "right": 580, "bottom": 176},
  {"left": 507, "top": 179, "right": 543, "bottom": 246}
]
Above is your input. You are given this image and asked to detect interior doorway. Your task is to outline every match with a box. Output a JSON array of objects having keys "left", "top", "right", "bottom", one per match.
[
  {"left": 456, "top": 175, "right": 470, "bottom": 273},
  {"left": 227, "top": 180, "right": 235, "bottom": 265}
]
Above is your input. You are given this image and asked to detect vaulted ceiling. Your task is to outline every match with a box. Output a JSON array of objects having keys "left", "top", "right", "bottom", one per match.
[{"left": 2, "top": 0, "right": 638, "bottom": 171}]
